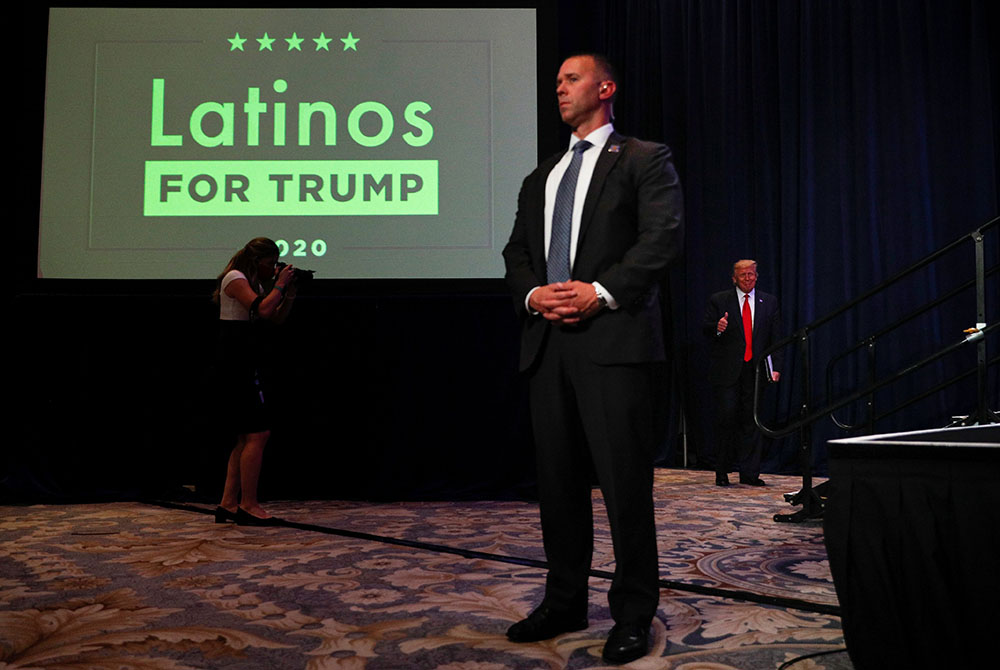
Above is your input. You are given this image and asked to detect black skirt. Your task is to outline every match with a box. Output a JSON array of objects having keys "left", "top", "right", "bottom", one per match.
[{"left": 217, "top": 320, "right": 270, "bottom": 435}]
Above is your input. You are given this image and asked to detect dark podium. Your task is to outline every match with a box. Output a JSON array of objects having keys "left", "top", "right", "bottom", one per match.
[{"left": 824, "top": 424, "right": 1000, "bottom": 669}]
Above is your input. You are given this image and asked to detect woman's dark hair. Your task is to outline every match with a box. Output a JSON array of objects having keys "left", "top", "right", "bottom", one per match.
[{"left": 212, "top": 237, "right": 280, "bottom": 304}]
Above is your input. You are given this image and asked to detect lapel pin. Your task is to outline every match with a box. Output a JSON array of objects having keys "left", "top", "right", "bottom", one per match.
[{"left": 608, "top": 144, "right": 621, "bottom": 153}]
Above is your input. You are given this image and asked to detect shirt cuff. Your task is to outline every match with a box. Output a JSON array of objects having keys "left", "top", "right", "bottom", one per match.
[
  {"left": 525, "top": 286, "right": 540, "bottom": 314},
  {"left": 592, "top": 282, "right": 619, "bottom": 310}
]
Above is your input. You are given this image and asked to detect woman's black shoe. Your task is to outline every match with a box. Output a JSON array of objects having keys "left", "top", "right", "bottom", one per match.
[
  {"left": 214, "top": 506, "right": 238, "bottom": 524},
  {"left": 236, "top": 507, "right": 281, "bottom": 526}
]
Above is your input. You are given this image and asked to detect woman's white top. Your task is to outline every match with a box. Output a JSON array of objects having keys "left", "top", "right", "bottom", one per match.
[{"left": 219, "top": 270, "right": 257, "bottom": 321}]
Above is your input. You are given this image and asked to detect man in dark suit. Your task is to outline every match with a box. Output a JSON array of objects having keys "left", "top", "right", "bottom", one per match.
[
  {"left": 501, "top": 53, "right": 683, "bottom": 665},
  {"left": 703, "top": 260, "right": 783, "bottom": 487}
]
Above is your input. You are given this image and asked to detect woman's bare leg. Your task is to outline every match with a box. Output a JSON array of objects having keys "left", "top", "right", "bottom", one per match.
[
  {"left": 219, "top": 435, "right": 247, "bottom": 513},
  {"left": 238, "top": 430, "right": 271, "bottom": 517}
]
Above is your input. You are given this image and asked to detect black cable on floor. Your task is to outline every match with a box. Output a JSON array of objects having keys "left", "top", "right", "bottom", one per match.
[
  {"left": 777, "top": 647, "right": 850, "bottom": 669},
  {"left": 146, "top": 499, "right": 842, "bottom": 618}
]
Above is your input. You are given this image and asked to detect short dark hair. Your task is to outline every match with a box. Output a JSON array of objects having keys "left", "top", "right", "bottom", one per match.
[
  {"left": 565, "top": 52, "right": 618, "bottom": 105},
  {"left": 566, "top": 51, "right": 619, "bottom": 83}
]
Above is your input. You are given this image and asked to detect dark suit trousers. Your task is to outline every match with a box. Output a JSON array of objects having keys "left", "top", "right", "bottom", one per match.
[
  {"left": 715, "top": 360, "right": 763, "bottom": 480},
  {"left": 528, "top": 325, "right": 660, "bottom": 626}
]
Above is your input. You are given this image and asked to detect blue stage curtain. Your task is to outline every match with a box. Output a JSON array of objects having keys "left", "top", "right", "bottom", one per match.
[{"left": 556, "top": 0, "right": 999, "bottom": 472}]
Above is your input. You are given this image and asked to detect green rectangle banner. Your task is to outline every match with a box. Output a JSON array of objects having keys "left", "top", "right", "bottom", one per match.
[{"left": 144, "top": 160, "right": 438, "bottom": 216}]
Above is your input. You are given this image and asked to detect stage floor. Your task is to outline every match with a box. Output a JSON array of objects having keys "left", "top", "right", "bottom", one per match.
[{"left": 1, "top": 469, "right": 852, "bottom": 669}]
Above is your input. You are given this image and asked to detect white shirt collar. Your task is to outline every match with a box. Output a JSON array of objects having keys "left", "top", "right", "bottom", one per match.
[{"left": 569, "top": 123, "right": 614, "bottom": 152}]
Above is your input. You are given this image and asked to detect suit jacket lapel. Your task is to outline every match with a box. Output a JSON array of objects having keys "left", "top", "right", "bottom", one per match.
[
  {"left": 578, "top": 133, "right": 626, "bottom": 248},
  {"left": 731, "top": 291, "right": 745, "bottom": 337},
  {"left": 751, "top": 295, "right": 770, "bottom": 348},
  {"left": 755, "top": 295, "right": 769, "bottom": 332}
]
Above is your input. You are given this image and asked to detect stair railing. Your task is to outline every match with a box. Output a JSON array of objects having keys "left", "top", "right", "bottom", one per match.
[{"left": 754, "top": 216, "right": 998, "bottom": 521}]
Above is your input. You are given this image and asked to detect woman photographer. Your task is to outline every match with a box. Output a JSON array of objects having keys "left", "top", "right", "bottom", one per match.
[{"left": 212, "top": 237, "right": 296, "bottom": 525}]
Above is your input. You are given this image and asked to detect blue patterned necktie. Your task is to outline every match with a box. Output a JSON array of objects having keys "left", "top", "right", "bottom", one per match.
[{"left": 547, "top": 140, "right": 592, "bottom": 283}]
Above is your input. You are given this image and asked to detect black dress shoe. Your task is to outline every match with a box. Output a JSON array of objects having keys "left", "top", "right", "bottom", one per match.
[
  {"left": 715, "top": 473, "right": 730, "bottom": 487},
  {"left": 214, "top": 506, "right": 237, "bottom": 524},
  {"left": 739, "top": 477, "right": 767, "bottom": 486},
  {"left": 602, "top": 622, "right": 649, "bottom": 664},
  {"left": 235, "top": 507, "right": 281, "bottom": 526},
  {"left": 506, "top": 605, "right": 587, "bottom": 642}
]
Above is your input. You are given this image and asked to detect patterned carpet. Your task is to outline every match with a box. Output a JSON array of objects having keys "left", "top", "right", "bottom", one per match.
[{"left": 0, "top": 469, "right": 852, "bottom": 669}]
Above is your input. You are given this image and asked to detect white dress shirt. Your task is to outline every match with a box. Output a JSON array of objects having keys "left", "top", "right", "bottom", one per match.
[{"left": 527, "top": 123, "right": 618, "bottom": 311}]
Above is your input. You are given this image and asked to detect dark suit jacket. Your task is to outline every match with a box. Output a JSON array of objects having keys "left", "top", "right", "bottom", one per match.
[
  {"left": 502, "top": 133, "right": 684, "bottom": 371},
  {"left": 703, "top": 289, "right": 783, "bottom": 386}
]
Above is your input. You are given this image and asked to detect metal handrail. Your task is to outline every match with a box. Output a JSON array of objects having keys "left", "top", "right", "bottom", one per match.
[
  {"left": 752, "top": 216, "right": 998, "bottom": 521},
  {"left": 763, "top": 321, "right": 997, "bottom": 436},
  {"left": 825, "top": 263, "right": 998, "bottom": 431}
]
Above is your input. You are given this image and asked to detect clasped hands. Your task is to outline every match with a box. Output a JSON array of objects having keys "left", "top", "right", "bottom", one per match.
[{"left": 529, "top": 280, "right": 604, "bottom": 325}]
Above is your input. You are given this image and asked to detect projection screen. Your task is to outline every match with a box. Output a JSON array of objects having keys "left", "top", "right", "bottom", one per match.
[{"left": 38, "top": 7, "right": 537, "bottom": 279}]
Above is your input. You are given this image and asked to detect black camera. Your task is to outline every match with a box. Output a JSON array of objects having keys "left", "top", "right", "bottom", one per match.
[{"left": 277, "top": 262, "right": 315, "bottom": 283}]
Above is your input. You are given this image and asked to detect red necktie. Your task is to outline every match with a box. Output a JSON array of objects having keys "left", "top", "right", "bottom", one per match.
[{"left": 742, "top": 294, "right": 753, "bottom": 361}]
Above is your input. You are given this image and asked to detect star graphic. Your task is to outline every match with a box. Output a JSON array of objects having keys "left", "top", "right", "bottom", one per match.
[
  {"left": 314, "top": 32, "right": 332, "bottom": 51},
  {"left": 257, "top": 32, "right": 275, "bottom": 51},
  {"left": 228, "top": 33, "right": 247, "bottom": 51},
  {"left": 341, "top": 32, "right": 360, "bottom": 52},
  {"left": 286, "top": 32, "right": 304, "bottom": 51}
]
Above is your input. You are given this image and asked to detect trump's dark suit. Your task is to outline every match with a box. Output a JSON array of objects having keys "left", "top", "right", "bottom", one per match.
[
  {"left": 703, "top": 289, "right": 783, "bottom": 480},
  {"left": 502, "top": 132, "right": 683, "bottom": 626}
]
